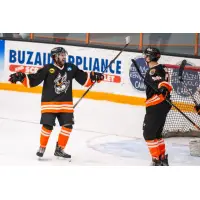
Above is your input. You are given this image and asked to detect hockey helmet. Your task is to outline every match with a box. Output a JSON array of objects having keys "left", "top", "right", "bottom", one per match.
[
  {"left": 143, "top": 47, "right": 161, "bottom": 62},
  {"left": 51, "top": 47, "right": 68, "bottom": 58}
]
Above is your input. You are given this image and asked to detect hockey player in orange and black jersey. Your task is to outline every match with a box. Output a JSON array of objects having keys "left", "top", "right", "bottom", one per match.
[
  {"left": 143, "top": 47, "right": 173, "bottom": 166},
  {"left": 8, "top": 47, "right": 104, "bottom": 159}
]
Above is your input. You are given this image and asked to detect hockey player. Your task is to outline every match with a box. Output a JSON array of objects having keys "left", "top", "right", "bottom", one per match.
[
  {"left": 193, "top": 88, "right": 200, "bottom": 114},
  {"left": 194, "top": 104, "right": 200, "bottom": 114},
  {"left": 142, "top": 47, "right": 172, "bottom": 166},
  {"left": 8, "top": 47, "right": 104, "bottom": 159}
]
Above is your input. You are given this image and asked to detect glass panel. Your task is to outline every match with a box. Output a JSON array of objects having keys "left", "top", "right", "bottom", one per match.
[
  {"left": 33, "top": 33, "right": 86, "bottom": 44},
  {"left": 0, "top": 33, "right": 30, "bottom": 40},
  {"left": 197, "top": 33, "right": 200, "bottom": 56},
  {"left": 90, "top": 33, "right": 140, "bottom": 50},
  {"left": 143, "top": 33, "right": 195, "bottom": 55},
  {"left": 1, "top": 33, "right": 197, "bottom": 57}
]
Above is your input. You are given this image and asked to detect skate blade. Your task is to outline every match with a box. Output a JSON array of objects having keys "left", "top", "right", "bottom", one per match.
[{"left": 56, "top": 156, "right": 71, "bottom": 162}]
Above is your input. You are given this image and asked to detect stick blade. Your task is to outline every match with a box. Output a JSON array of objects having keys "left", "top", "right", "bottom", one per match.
[
  {"left": 125, "top": 36, "right": 131, "bottom": 44},
  {"left": 178, "top": 59, "right": 187, "bottom": 82}
]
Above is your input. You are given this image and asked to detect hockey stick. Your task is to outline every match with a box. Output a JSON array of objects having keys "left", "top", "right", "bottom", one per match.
[
  {"left": 178, "top": 59, "right": 199, "bottom": 106},
  {"left": 131, "top": 59, "right": 200, "bottom": 131},
  {"left": 73, "top": 36, "right": 131, "bottom": 109}
]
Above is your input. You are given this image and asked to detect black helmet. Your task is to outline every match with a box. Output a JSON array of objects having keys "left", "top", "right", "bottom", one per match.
[
  {"left": 51, "top": 47, "right": 67, "bottom": 58},
  {"left": 143, "top": 47, "right": 161, "bottom": 62}
]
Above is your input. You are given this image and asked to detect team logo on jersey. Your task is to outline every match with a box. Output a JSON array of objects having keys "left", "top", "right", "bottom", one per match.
[
  {"left": 149, "top": 69, "right": 156, "bottom": 75},
  {"left": 49, "top": 68, "right": 55, "bottom": 74},
  {"left": 67, "top": 67, "right": 72, "bottom": 71},
  {"left": 152, "top": 76, "right": 162, "bottom": 81},
  {"left": 54, "top": 72, "right": 70, "bottom": 94}
]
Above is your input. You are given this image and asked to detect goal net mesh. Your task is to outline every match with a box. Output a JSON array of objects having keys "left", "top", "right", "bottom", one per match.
[{"left": 162, "top": 64, "right": 200, "bottom": 138}]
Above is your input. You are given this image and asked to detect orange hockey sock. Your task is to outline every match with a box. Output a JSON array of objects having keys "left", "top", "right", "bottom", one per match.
[
  {"left": 40, "top": 126, "right": 52, "bottom": 148},
  {"left": 57, "top": 126, "right": 72, "bottom": 149},
  {"left": 158, "top": 138, "right": 166, "bottom": 157},
  {"left": 146, "top": 139, "right": 160, "bottom": 159}
]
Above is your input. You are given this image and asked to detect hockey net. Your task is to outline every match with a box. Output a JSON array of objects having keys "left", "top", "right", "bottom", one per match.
[{"left": 162, "top": 63, "right": 200, "bottom": 138}]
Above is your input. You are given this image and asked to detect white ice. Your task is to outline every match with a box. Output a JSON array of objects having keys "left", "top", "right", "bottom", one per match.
[{"left": 0, "top": 90, "right": 200, "bottom": 166}]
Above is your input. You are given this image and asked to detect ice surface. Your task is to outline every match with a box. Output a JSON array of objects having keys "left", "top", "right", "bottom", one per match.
[{"left": 0, "top": 90, "right": 200, "bottom": 166}]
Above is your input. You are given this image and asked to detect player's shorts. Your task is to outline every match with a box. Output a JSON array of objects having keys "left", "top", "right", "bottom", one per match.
[
  {"left": 40, "top": 113, "right": 74, "bottom": 127},
  {"left": 143, "top": 101, "right": 171, "bottom": 140}
]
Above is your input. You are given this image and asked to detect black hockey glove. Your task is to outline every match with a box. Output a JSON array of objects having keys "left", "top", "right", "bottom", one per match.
[
  {"left": 159, "top": 86, "right": 171, "bottom": 99},
  {"left": 194, "top": 104, "right": 200, "bottom": 115},
  {"left": 8, "top": 72, "right": 25, "bottom": 83},
  {"left": 90, "top": 71, "right": 104, "bottom": 83}
]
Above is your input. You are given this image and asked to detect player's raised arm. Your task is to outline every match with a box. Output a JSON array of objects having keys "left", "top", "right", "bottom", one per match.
[
  {"left": 73, "top": 64, "right": 104, "bottom": 87},
  {"left": 8, "top": 66, "right": 49, "bottom": 88}
]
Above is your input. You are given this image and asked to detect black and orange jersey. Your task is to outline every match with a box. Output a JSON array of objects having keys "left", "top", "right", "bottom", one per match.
[
  {"left": 22, "top": 63, "right": 92, "bottom": 113},
  {"left": 144, "top": 64, "right": 172, "bottom": 107}
]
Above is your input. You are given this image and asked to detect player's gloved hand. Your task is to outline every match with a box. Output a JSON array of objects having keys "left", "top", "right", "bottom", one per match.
[
  {"left": 8, "top": 72, "right": 25, "bottom": 83},
  {"left": 90, "top": 71, "right": 104, "bottom": 83},
  {"left": 194, "top": 104, "right": 200, "bottom": 115},
  {"left": 159, "top": 86, "right": 171, "bottom": 99}
]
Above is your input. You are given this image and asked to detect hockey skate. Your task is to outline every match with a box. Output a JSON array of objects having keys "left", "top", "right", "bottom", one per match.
[
  {"left": 36, "top": 146, "right": 46, "bottom": 157},
  {"left": 54, "top": 142, "right": 71, "bottom": 160},
  {"left": 150, "top": 158, "right": 162, "bottom": 166},
  {"left": 160, "top": 154, "right": 169, "bottom": 166}
]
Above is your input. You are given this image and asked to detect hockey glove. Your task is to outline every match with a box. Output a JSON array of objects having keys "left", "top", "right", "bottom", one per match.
[
  {"left": 159, "top": 86, "right": 171, "bottom": 99},
  {"left": 194, "top": 104, "right": 200, "bottom": 115},
  {"left": 90, "top": 72, "right": 104, "bottom": 83},
  {"left": 8, "top": 72, "right": 25, "bottom": 83}
]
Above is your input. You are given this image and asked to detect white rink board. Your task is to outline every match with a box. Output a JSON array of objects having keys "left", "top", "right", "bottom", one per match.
[{"left": 1, "top": 40, "right": 200, "bottom": 99}]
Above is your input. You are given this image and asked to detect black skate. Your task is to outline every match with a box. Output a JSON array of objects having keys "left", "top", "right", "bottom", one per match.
[
  {"left": 54, "top": 143, "right": 71, "bottom": 159},
  {"left": 36, "top": 147, "right": 46, "bottom": 157},
  {"left": 150, "top": 158, "right": 162, "bottom": 166},
  {"left": 161, "top": 154, "right": 169, "bottom": 166}
]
